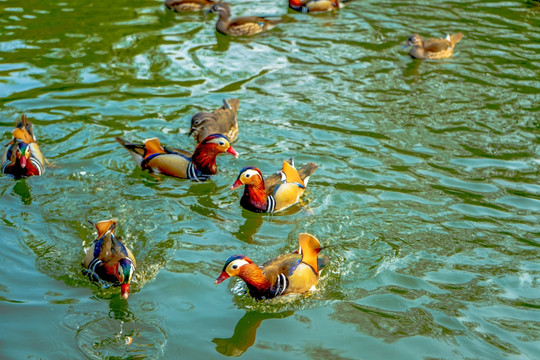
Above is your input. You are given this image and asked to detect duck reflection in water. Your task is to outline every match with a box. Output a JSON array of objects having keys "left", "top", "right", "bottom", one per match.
[
  {"left": 212, "top": 310, "right": 293, "bottom": 356},
  {"left": 108, "top": 296, "right": 133, "bottom": 321},
  {"left": 12, "top": 179, "right": 32, "bottom": 205},
  {"left": 233, "top": 209, "right": 264, "bottom": 244}
]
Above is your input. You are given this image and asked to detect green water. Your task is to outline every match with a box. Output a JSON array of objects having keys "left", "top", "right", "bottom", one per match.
[{"left": 1, "top": 0, "right": 539, "bottom": 359}]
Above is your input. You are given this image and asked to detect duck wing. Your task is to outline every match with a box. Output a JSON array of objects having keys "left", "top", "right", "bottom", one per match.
[{"left": 423, "top": 38, "right": 452, "bottom": 53}]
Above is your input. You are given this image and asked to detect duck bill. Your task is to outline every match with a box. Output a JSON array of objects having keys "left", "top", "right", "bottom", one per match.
[
  {"left": 226, "top": 146, "right": 239, "bottom": 158},
  {"left": 230, "top": 178, "right": 243, "bottom": 191},
  {"left": 121, "top": 283, "right": 130, "bottom": 299},
  {"left": 19, "top": 155, "right": 27, "bottom": 168},
  {"left": 215, "top": 271, "right": 230, "bottom": 285}
]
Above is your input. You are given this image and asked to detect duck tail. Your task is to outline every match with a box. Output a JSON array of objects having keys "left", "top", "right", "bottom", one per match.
[
  {"left": 12, "top": 114, "right": 37, "bottom": 143},
  {"left": 94, "top": 219, "right": 117, "bottom": 239},
  {"left": 222, "top": 98, "right": 240, "bottom": 114},
  {"left": 16, "top": 114, "right": 36, "bottom": 140},
  {"left": 115, "top": 136, "right": 146, "bottom": 165},
  {"left": 449, "top": 32, "right": 463, "bottom": 46},
  {"left": 298, "top": 233, "right": 322, "bottom": 275},
  {"left": 298, "top": 162, "right": 318, "bottom": 186}
]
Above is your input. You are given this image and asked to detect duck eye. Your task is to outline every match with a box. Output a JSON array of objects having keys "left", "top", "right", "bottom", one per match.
[
  {"left": 245, "top": 174, "right": 250, "bottom": 178},
  {"left": 231, "top": 264, "right": 238, "bottom": 270},
  {"left": 219, "top": 141, "right": 224, "bottom": 146}
]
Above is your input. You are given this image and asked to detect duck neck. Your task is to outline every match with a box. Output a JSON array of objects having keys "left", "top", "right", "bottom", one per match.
[
  {"left": 15, "top": 155, "right": 39, "bottom": 177},
  {"left": 239, "top": 264, "right": 271, "bottom": 292},
  {"left": 242, "top": 179, "right": 268, "bottom": 212},
  {"left": 217, "top": 8, "right": 230, "bottom": 22},
  {"left": 192, "top": 146, "right": 218, "bottom": 175}
]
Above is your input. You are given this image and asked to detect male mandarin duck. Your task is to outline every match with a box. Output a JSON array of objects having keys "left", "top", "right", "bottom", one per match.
[
  {"left": 2, "top": 115, "right": 45, "bottom": 178},
  {"left": 206, "top": 3, "right": 282, "bottom": 36},
  {"left": 289, "top": 0, "right": 342, "bottom": 13},
  {"left": 115, "top": 134, "right": 238, "bottom": 181},
  {"left": 404, "top": 33, "right": 463, "bottom": 59},
  {"left": 189, "top": 98, "right": 240, "bottom": 143},
  {"left": 82, "top": 219, "right": 136, "bottom": 299},
  {"left": 231, "top": 159, "right": 317, "bottom": 213},
  {"left": 215, "top": 233, "right": 328, "bottom": 300},
  {"left": 165, "top": 0, "right": 216, "bottom": 12}
]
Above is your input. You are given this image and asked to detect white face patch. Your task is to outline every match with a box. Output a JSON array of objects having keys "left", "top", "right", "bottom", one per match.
[
  {"left": 209, "top": 138, "right": 228, "bottom": 147},
  {"left": 227, "top": 259, "right": 250, "bottom": 273},
  {"left": 242, "top": 169, "right": 262, "bottom": 181}
]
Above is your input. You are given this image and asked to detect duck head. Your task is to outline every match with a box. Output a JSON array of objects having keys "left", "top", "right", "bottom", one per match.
[
  {"left": 200, "top": 134, "right": 238, "bottom": 157},
  {"left": 188, "top": 112, "right": 210, "bottom": 137},
  {"left": 192, "top": 134, "right": 238, "bottom": 174},
  {"left": 404, "top": 34, "right": 422, "bottom": 48},
  {"left": 8, "top": 141, "right": 30, "bottom": 169},
  {"left": 117, "top": 258, "right": 135, "bottom": 299},
  {"left": 205, "top": 3, "right": 231, "bottom": 17},
  {"left": 230, "top": 167, "right": 264, "bottom": 190},
  {"left": 215, "top": 254, "right": 254, "bottom": 284}
]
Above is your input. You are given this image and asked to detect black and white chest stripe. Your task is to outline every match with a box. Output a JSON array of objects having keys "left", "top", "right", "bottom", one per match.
[
  {"left": 187, "top": 161, "right": 210, "bottom": 182},
  {"left": 30, "top": 154, "right": 44, "bottom": 175},
  {"left": 83, "top": 258, "right": 104, "bottom": 283},
  {"left": 265, "top": 195, "right": 276, "bottom": 213},
  {"left": 1, "top": 155, "right": 43, "bottom": 175},
  {"left": 271, "top": 273, "right": 288, "bottom": 297},
  {"left": 2, "top": 160, "right": 10, "bottom": 173}
]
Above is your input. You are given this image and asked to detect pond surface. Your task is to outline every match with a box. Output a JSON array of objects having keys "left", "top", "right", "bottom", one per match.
[{"left": 0, "top": 0, "right": 539, "bottom": 359}]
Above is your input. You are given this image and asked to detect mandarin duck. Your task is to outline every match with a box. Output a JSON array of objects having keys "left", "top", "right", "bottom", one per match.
[
  {"left": 403, "top": 33, "right": 463, "bottom": 59},
  {"left": 231, "top": 159, "right": 317, "bottom": 213},
  {"left": 2, "top": 115, "right": 45, "bottom": 178},
  {"left": 215, "top": 233, "right": 328, "bottom": 300},
  {"left": 289, "top": 0, "right": 342, "bottom": 13},
  {"left": 206, "top": 3, "right": 282, "bottom": 36},
  {"left": 82, "top": 219, "right": 136, "bottom": 299},
  {"left": 115, "top": 134, "right": 238, "bottom": 181},
  {"left": 165, "top": 0, "right": 216, "bottom": 12},
  {"left": 189, "top": 98, "right": 240, "bottom": 143}
]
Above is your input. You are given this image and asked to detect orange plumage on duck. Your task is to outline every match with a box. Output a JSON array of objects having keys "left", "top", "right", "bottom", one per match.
[
  {"left": 215, "top": 233, "right": 328, "bottom": 300},
  {"left": 116, "top": 134, "right": 238, "bottom": 181},
  {"left": 82, "top": 219, "right": 136, "bottom": 299},
  {"left": 231, "top": 159, "right": 317, "bottom": 213},
  {"left": 2, "top": 115, "right": 45, "bottom": 178}
]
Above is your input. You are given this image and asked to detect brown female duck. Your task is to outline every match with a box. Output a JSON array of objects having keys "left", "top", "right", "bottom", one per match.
[
  {"left": 165, "top": 0, "right": 216, "bottom": 12},
  {"left": 404, "top": 33, "right": 463, "bottom": 59},
  {"left": 215, "top": 233, "right": 328, "bottom": 300},
  {"left": 189, "top": 98, "right": 240, "bottom": 143},
  {"left": 206, "top": 3, "right": 282, "bottom": 36},
  {"left": 83, "top": 219, "right": 136, "bottom": 299},
  {"left": 2, "top": 115, "right": 45, "bottom": 178},
  {"left": 116, "top": 134, "right": 238, "bottom": 181}
]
